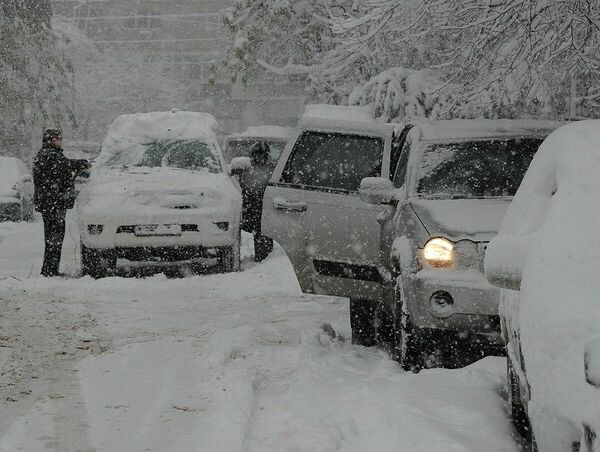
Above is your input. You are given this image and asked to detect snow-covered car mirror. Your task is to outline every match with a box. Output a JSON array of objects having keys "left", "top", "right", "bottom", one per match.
[
  {"left": 230, "top": 156, "right": 252, "bottom": 175},
  {"left": 359, "top": 177, "right": 395, "bottom": 205},
  {"left": 20, "top": 174, "right": 32, "bottom": 183},
  {"left": 484, "top": 235, "right": 530, "bottom": 291}
]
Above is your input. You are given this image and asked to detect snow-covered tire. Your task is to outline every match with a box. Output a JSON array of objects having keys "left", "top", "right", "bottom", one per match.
[
  {"left": 81, "top": 244, "right": 116, "bottom": 279},
  {"left": 218, "top": 241, "right": 240, "bottom": 273},
  {"left": 508, "top": 357, "right": 532, "bottom": 442},
  {"left": 350, "top": 298, "right": 376, "bottom": 347}
]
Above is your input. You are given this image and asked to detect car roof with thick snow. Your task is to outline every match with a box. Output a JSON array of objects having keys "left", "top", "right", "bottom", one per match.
[
  {"left": 409, "top": 119, "right": 566, "bottom": 142},
  {"left": 96, "top": 110, "right": 221, "bottom": 167},
  {"left": 227, "top": 126, "right": 294, "bottom": 140},
  {"left": 298, "top": 104, "right": 397, "bottom": 137}
]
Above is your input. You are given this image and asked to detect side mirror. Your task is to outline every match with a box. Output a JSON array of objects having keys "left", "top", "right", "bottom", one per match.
[
  {"left": 230, "top": 156, "right": 252, "bottom": 175},
  {"left": 21, "top": 174, "right": 32, "bottom": 183},
  {"left": 484, "top": 235, "right": 530, "bottom": 291},
  {"left": 359, "top": 177, "right": 396, "bottom": 205}
]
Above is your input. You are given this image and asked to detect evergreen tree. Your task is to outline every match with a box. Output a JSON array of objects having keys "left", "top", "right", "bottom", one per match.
[{"left": 0, "top": 0, "right": 73, "bottom": 159}]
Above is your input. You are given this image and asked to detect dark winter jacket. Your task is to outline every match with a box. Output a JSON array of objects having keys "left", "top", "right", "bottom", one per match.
[
  {"left": 238, "top": 162, "right": 274, "bottom": 233},
  {"left": 32, "top": 145, "right": 89, "bottom": 213}
]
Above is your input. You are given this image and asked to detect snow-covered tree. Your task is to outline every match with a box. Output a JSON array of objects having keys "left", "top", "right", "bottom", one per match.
[
  {"left": 0, "top": 0, "right": 73, "bottom": 159},
  {"left": 220, "top": 0, "right": 600, "bottom": 119}
]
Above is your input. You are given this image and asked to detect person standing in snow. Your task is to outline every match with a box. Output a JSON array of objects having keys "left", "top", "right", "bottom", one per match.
[
  {"left": 236, "top": 142, "right": 274, "bottom": 262},
  {"left": 32, "top": 129, "right": 91, "bottom": 277}
]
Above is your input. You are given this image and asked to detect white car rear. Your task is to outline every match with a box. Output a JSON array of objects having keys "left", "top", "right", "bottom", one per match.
[
  {"left": 77, "top": 110, "right": 242, "bottom": 277},
  {"left": 485, "top": 120, "right": 600, "bottom": 451}
]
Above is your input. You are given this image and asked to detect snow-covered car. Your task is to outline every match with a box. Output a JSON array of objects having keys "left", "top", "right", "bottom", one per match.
[
  {"left": 264, "top": 108, "right": 563, "bottom": 369},
  {"left": 0, "top": 156, "right": 34, "bottom": 222},
  {"left": 77, "top": 111, "right": 242, "bottom": 278},
  {"left": 485, "top": 120, "right": 600, "bottom": 452},
  {"left": 362, "top": 119, "right": 564, "bottom": 371},
  {"left": 222, "top": 125, "right": 294, "bottom": 164}
]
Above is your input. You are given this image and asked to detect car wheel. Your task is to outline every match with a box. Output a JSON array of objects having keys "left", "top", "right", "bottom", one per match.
[
  {"left": 350, "top": 298, "right": 376, "bottom": 347},
  {"left": 507, "top": 356, "right": 533, "bottom": 442},
  {"left": 218, "top": 241, "right": 241, "bottom": 273},
  {"left": 374, "top": 301, "right": 394, "bottom": 350},
  {"left": 392, "top": 280, "right": 444, "bottom": 372},
  {"left": 81, "top": 243, "right": 116, "bottom": 279}
]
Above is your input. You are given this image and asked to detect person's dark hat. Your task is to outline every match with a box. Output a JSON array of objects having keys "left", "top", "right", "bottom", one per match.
[
  {"left": 42, "top": 128, "right": 63, "bottom": 145},
  {"left": 250, "top": 142, "right": 270, "bottom": 162}
]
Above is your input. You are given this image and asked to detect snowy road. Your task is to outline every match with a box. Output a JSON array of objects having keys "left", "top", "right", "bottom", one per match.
[{"left": 0, "top": 214, "right": 521, "bottom": 451}]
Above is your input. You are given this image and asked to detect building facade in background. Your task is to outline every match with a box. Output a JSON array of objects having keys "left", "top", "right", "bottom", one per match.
[{"left": 52, "top": 0, "right": 305, "bottom": 134}]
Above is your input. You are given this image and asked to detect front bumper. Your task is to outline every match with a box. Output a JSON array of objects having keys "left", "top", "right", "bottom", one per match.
[
  {"left": 79, "top": 213, "right": 240, "bottom": 250},
  {"left": 403, "top": 268, "right": 502, "bottom": 344}
]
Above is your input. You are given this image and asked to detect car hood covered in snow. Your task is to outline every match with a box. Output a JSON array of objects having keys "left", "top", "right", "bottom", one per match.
[
  {"left": 77, "top": 167, "right": 241, "bottom": 219},
  {"left": 409, "top": 198, "right": 511, "bottom": 242}
]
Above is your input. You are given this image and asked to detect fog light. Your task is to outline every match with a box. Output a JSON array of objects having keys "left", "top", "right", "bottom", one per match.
[
  {"left": 88, "top": 224, "right": 104, "bottom": 235},
  {"left": 430, "top": 291, "right": 455, "bottom": 318},
  {"left": 214, "top": 222, "right": 229, "bottom": 231}
]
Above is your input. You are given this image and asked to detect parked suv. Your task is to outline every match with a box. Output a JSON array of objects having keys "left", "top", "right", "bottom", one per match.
[
  {"left": 362, "top": 119, "right": 564, "bottom": 370},
  {"left": 264, "top": 113, "right": 562, "bottom": 369},
  {"left": 77, "top": 111, "right": 242, "bottom": 278}
]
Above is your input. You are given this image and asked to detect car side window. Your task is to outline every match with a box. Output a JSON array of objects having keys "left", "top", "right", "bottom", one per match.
[
  {"left": 281, "top": 131, "right": 384, "bottom": 192},
  {"left": 393, "top": 141, "right": 411, "bottom": 188}
]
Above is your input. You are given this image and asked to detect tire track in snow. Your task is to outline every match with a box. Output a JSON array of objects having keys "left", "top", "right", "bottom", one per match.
[{"left": 0, "top": 294, "right": 112, "bottom": 451}]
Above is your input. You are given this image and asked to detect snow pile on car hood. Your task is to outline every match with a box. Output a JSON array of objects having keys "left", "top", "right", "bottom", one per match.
[
  {"left": 490, "top": 120, "right": 600, "bottom": 436},
  {"left": 78, "top": 167, "right": 240, "bottom": 219},
  {"left": 95, "top": 111, "right": 219, "bottom": 168},
  {"left": 0, "top": 158, "right": 21, "bottom": 198}
]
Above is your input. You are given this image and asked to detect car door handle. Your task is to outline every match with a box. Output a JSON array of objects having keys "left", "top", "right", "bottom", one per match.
[{"left": 273, "top": 197, "right": 307, "bottom": 212}]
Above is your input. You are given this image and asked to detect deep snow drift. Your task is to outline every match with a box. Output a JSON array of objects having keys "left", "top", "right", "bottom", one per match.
[{"left": 0, "top": 214, "right": 520, "bottom": 451}]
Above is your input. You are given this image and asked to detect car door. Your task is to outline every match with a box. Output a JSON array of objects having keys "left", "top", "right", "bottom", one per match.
[{"left": 262, "top": 128, "right": 392, "bottom": 301}]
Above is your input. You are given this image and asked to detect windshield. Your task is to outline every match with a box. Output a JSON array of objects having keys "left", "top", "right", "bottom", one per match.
[
  {"left": 417, "top": 138, "right": 542, "bottom": 198},
  {"left": 103, "top": 139, "right": 222, "bottom": 172},
  {"left": 223, "top": 138, "right": 287, "bottom": 163},
  {"left": 281, "top": 131, "right": 384, "bottom": 192}
]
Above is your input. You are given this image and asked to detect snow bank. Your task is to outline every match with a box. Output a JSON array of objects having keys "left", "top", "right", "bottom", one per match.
[{"left": 96, "top": 111, "right": 220, "bottom": 168}]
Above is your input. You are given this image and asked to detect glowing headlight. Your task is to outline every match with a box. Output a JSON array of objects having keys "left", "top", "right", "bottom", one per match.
[{"left": 422, "top": 237, "right": 454, "bottom": 267}]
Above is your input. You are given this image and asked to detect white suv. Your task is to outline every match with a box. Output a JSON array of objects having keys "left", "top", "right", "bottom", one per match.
[{"left": 77, "top": 111, "right": 242, "bottom": 278}]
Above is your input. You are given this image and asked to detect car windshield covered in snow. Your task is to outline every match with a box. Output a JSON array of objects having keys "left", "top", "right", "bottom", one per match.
[
  {"left": 102, "top": 139, "right": 222, "bottom": 173},
  {"left": 281, "top": 131, "right": 384, "bottom": 192},
  {"left": 417, "top": 138, "right": 542, "bottom": 198}
]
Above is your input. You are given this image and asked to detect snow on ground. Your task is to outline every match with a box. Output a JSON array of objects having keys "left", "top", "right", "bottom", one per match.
[{"left": 0, "top": 213, "right": 520, "bottom": 451}]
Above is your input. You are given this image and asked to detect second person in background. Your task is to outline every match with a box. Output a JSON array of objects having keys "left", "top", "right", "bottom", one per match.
[{"left": 238, "top": 142, "right": 274, "bottom": 262}]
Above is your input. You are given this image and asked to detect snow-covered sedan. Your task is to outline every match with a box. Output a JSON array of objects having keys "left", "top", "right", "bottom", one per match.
[
  {"left": 0, "top": 156, "right": 34, "bottom": 222},
  {"left": 485, "top": 120, "right": 600, "bottom": 451},
  {"left": 77, "top": 111, "right": 242, "bottom": 278}
]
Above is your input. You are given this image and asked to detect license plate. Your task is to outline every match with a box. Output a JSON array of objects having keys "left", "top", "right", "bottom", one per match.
[{"left": 134, "top": 224, "right": 182, "bottom": 236}]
